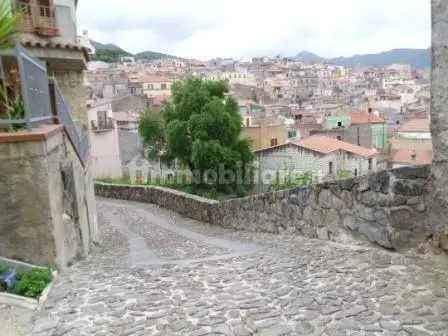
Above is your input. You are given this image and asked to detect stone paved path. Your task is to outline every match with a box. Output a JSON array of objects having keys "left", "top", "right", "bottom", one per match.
[
  {"left": 0, "top": 304, "right": 33, "bottom": 336},
  {"left": 30, "top": 198, "right": 448, "bottom": 336}
]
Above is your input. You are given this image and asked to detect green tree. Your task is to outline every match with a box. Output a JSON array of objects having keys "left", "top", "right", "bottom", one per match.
[
  {"left": 162, "top": 77, "right": 253, "bottom": 193},
  {"left": 138, "top": 109, "right": 165, "bottom": 160},
  {"left": 0, "top": 1, "right": 21, "bottom": 50}
]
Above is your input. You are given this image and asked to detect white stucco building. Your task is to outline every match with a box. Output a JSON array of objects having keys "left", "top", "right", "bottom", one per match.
[
  {"left": 206, "top": 71, "right": 257, "bottom": 87},
  {"left": 87, "top": 100, "right": 123, "bottom": 178},
  {"left": 255, "top": 136, "right": 377, "bottom": 183}
]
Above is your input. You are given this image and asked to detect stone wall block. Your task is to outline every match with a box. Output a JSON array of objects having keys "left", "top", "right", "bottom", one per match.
[
  {"left": 393, "top": 179, "right": 426, "bottom": 197},
  {"left": 357, "top": 220, "right": 393, "bottom": 249},
  {"left": 368, "top": 170, "right": 390, "bottom": 194},
  {"left": 95, "top": 164, "right": 434, "bottom": 251},
  {"left": 359, "top": 191, "right": 378, "bottom": 207},
  {"left": 355, "top": 204, "right": 377, "bottom": 222},
  {"left": 339, "top": 190, "right": 354, "bottom": 209},
  {"left": 392, "top": 165, "right": 431, "bottom": 180},
  {"left": 389, "top": 194, "right": 409, "bottom": 207},
  {"left": 317, "top": 189, "right": 333, "bottom": 209},
  {"left": 389, "top": 206, "right": 414, "bottom": 230},
  {"left": 407, "top": 197, "right": 421, "bottom": 206}
]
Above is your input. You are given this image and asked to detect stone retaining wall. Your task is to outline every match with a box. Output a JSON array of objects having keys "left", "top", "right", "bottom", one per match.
[
  {"left": 95, "top": 165, "right": 433, "bottom": 250},
  {"left": 95, "top": 184, "right": 218, "bottom": 223},
  {"left": 0, "top": 126, "right": 98, "bottom": 269}
]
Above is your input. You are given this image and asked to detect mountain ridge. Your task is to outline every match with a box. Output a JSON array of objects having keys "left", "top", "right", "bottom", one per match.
[
  {"left": 294, "top": 48, "right": 431, "bottom": 69},
  {"left": 91, "top": 40, "right": 176, "bottom": 62}
]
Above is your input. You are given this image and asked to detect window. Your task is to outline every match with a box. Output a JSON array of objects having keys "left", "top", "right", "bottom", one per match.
[
  {"left": 354, "top": 169, "right": 358, "bottom": 177},
  {"left": 38, "top": 0, "right": 51, "bottom": 17},
  {"left": 270, "top": 138, "right": 278, "bottom": 147},
  {"left": 337, "top": 136, "right": 342, "bottom": 141},
  {"left": 368, "top": 158, "right": 373, "bottom": 170},
  {"left": 97, "top": 110, "right": 107, "bottom": 124},
  {"left": 246, "top": 118, "right": 250, "bottom": 127},
  {"left": 337, "top": 121, "right": 342, "bottom": 127},
  {"left": 329, "top": 162, "right": 333, "bottom": 175},
  {"left": 161, "top": 83, "right": 167, "bottom": 90}
]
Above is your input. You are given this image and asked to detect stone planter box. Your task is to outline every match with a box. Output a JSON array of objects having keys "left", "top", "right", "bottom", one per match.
[{"left": 0, "top": 257, "right": 57, "bottom": 311}]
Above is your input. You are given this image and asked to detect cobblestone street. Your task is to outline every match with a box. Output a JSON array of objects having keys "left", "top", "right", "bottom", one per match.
[{"left": 30, "top": 198, "right": 448, "bottom": 336}]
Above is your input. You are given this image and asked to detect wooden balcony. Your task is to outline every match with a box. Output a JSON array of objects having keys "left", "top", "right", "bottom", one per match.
[{"left": 15, "top": 1, "right": 59, "bottom": 37}]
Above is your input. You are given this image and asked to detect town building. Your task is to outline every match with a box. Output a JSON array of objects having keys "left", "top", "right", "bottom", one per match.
[
  {"left": 12, "top": 0, "right": 91, "bottom": 127},
  {"left": 87, "top": 99, "right": 122, "bottom": 178},
  {"left": 0, "top": 0, "right": 97, "bottom": 269},
  {"left": 389, "top": 118, "right": 432, "bottom": 168},
  {"left": 255, "top": 135, "right": 377, "bottom": 184},
  {"left": 141, "top": 75, "right": 173, "bottom": 99},
  {"left": 242, "top": 117, "right": 288, "bottom": 151}
]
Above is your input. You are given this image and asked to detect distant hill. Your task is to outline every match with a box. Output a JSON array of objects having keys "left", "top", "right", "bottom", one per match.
[
  {"left": 294, "top": 48, "right": 431, "bottom": 69},
  {"left": 295, "top": 51, "right": 324, "bottom": 63},
  {"left": 90, "top": 40, "right": 178, "bottom": 63},
  {"left": 135, "top": 50, "right": 177, "bottom": 61},
  {"left": 91, "top": 40, "right": 132, "bottom": 62}
]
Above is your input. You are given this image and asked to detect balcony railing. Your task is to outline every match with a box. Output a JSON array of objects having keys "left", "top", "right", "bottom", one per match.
[
  {"left": 15, "top": 1, "right": 59, "bottom": 37},
  {"left": 0, "top": 44, "right": 53, "bottom": 127},
  {"left": 0, "top": 44, "right": 90, "bottom": 165},
  {"left": 52, "top": 79, "right": 90, "bottom": 164},
  {"left": 91, "top": 117, "right": 115, "bottom": 132}
]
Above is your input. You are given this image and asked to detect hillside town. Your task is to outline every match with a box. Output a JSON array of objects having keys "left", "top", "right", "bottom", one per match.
[
  {"left": 2, "top": 1, "right": 448, "bottom": 336},
  {"left": 85, "top": 50, "right": 431, "bottom": 185}
]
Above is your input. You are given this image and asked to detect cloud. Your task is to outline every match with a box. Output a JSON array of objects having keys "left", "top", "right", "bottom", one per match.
[{"left": 77, "top": 0, "right": 431, "bottom": 60}]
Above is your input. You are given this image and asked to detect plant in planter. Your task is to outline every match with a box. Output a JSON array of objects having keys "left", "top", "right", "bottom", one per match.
[
  {"left": 0, "top": 264, "right": 53, "bottom": 298},
  {"left": 12, "top": 268, "right": 52, "bottom": 299}
]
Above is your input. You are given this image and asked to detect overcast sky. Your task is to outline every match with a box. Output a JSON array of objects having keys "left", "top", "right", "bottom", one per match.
[{"left": 78, "top": 0, "right": 431, "bottom": 60}]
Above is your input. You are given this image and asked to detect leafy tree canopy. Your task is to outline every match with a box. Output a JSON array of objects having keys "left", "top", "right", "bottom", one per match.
[
  {"left": 0, "top": 1, "right": 21, "bottom": 50},
  {"left": 138, "top": 109, "right": 165, "bottom": 160},
  {"left": 162, "top": 77, "right": 253, "bottom": 192}
]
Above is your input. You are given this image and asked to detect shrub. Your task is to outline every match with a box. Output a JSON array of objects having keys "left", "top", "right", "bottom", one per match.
[
  {"left": 0, "top": 264, "right": 8, "bottom": 275},
  {"left": 13, "top": 268, "right": 52, "bottom": 298}
]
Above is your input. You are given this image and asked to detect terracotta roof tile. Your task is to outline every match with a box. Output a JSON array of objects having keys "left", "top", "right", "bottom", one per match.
[
  {"left": 398, "top": 119, "right": 430, "bottom": 133},
  {"left": 392, "top": 149, "right": 432, "bottom": 165},
  {"left": 298, "top": 135, "right": 377, "bottom": 158},
  {"left": 139, "top": 75, "right": 172, "bottom": 83},
  {"left": 350, "top": 112, "right": 385, "bottom": 124}
]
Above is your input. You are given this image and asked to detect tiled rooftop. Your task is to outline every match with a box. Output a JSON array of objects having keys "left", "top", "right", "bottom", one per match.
[
  {"left": 398, "top": 119, "right": 431, "bottom": 133},
  {"left": 298, "top": 135, "right": 377, "bottom": 158}
]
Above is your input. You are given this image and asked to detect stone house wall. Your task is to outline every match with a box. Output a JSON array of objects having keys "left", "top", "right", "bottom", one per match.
[
  {"left": 53, "top": 70, "right": 89, "bottom": 129},
  {"left": 95, "top": 165, "right": 432, "bottom": 251},
  {"left": 0, "top": 126, "right": 98, "bottom": 269}
]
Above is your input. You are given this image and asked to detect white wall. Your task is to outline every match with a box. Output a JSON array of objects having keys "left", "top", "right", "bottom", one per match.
[
  {"left": 256, "top": 145, "right": 375, "bottom": 183},
  {"left": 397, "top": 132, "right": 432, "bottom": 140},
  {"left": 88, "top": 103, "right": 122, "bottom": 179}
]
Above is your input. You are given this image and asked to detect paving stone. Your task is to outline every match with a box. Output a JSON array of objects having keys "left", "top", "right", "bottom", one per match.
[{"left": 20, "top": 199, "right": 448, "bottom": 336}]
